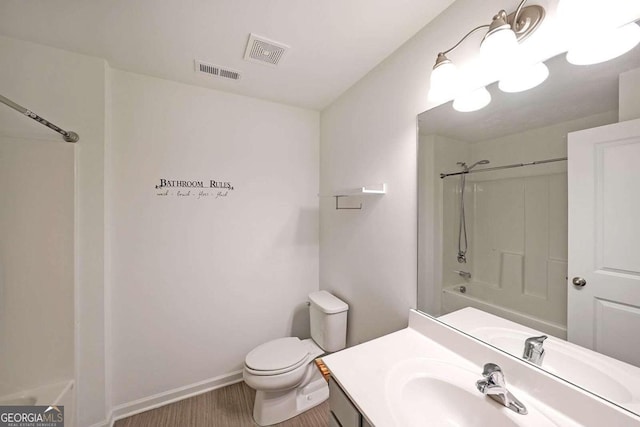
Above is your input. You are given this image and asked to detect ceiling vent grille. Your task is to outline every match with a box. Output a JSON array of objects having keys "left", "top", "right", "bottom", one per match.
[
  {"left": 244, "top": 34, "right": 289, "bottom": 67},
  {"left": 194, "top": 60, "right": 241, "bottom": 81}
]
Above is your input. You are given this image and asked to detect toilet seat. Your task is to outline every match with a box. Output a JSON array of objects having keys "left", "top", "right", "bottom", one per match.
[{"left": 245, "top": 337, "right": 310, "bottom": 376}]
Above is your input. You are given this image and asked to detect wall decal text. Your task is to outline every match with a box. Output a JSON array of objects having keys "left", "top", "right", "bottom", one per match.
[{"left": 155, "top": 179, "right": 235, "bottom": 199}]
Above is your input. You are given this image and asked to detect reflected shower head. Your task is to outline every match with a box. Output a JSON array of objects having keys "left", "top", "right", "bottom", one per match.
[{"left": 467, "top": 159, "right": 490, "bottom": 171}]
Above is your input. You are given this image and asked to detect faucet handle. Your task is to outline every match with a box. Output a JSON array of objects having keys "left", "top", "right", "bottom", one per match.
[
  {"left": 481, "top": 363, "right": 505, "bottom": 387},
  {"left": 482, "top": 362, "right": 502, "bottom": 376}
]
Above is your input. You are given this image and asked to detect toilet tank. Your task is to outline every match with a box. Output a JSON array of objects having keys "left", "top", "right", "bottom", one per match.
[{"left": 308, "top": 291, "right": 349, "bottom": 352}]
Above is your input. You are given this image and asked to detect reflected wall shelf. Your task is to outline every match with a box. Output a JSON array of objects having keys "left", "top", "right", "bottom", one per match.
[{"left": 332, "top": 183, "right": 386, "bottom": 210}]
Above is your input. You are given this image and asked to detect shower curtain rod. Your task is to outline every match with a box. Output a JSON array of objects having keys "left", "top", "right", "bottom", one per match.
[
  {"left": 440, "top": 157, "right": 567, "bottom": 179},
  {"left": 0, "top": 94, "right": 79, "bottom": 143}
]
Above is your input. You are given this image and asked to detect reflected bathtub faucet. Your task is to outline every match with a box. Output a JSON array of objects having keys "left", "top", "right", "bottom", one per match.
[
  {"left": 523, "top": 335, "right": 547, "bottom": 366},
  {"left": 454, "top": 270, "right": 471, "bottom": 280},
  {"left": 453, "top": 270, "right": 471, "bottom": 280}
]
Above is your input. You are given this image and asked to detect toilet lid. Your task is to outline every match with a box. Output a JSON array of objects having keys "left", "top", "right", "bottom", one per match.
[{"left": 245, "top": 337, "right": 309, "bottom": 372}]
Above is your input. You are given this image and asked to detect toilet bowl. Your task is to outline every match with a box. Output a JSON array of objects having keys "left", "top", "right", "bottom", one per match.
[
  {"left": 244, "top": 337, "right": 321, "bottom": 391},
  {"left": 243, "top": 291, "right": 349, "bottom": 426}
]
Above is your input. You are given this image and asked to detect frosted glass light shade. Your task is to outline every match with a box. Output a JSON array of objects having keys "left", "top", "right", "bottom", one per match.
[
  {"left": 429, "top": 61, "right": 459, "bottom": 103},
  {"left": 567, "top": 22, "right": 640, "bottom": 65},
  {"left": 558, "top": 0, "right": 640, "bottom": 35},
  {"left": 453, "top": 87, "right": 491, "bottom": 112},
  {"left": 430, "top": 61, "right": 458, "bottom": 92},
  {"left": 499, "top": 62, "right": 549, "bottom": 93},
  {"left": 480, "top": 28, "right": 519, "bottom": 63}
]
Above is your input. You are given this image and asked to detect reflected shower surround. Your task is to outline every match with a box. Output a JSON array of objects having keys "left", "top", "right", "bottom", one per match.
[{"left": 442, "top": 172, "right": 569, "bottom": 337}]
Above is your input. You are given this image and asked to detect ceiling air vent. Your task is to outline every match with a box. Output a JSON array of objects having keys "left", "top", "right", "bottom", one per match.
[
  {"left": 243, "top": 34, "right": 289, "bottom": 67},
  {"left": 194, "top": 60, "right": 241, "bottom": 81}
]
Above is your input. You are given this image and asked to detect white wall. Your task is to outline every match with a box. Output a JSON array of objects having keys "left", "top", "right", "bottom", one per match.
[
  {"left": 0, "top": 36, "right": 107, "bottom": 426},
  {"left": 109, "top": 70, "right": 319, "bottom": 406}
]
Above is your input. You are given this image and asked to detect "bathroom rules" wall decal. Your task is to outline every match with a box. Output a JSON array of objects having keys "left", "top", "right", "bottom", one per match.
[{"left": 154, "top": 179, "right": 235, "bottom": 199}]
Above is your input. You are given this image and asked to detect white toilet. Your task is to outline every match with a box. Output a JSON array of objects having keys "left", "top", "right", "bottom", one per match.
[{"left": 243, "top": 290, "right": 349, "bottom": 426}]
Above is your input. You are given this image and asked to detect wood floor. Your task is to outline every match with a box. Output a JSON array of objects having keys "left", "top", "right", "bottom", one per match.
[{"left": 114, "top": 381, "right": 330, "bottom": 427}]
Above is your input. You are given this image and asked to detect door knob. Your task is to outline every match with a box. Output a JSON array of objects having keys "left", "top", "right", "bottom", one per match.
[{"left": 572, "top": 277, "right": 587, "bottom": 287}]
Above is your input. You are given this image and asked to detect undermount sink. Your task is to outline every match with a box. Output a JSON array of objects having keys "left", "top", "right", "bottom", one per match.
[
  {"left": 470, "top": 327, "right": 640, "bottom": 404},
  {"left": 386, "top": 358, "right": 562, "bottom": 427}
]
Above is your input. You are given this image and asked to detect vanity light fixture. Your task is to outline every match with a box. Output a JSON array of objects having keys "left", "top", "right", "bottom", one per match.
[
  {"left": 479, "top": 10, "right": 519, "bottom": 63},
  {"left": 566, "top": 21, "right": 640, "bottom": 65},
  {"left": 429, "top": 0, "right": 546, "bottom": 110},
  {"left": 453, "top": 87, "right": 492, "bottom": 113},
  {"left": 498, "top": 61, "right": 549, "bottom": 93}
]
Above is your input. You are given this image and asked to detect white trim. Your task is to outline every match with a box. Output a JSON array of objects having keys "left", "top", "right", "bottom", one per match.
[
  {"left": 108, "top": 370, "right": 244, "bottom": 426},
  {"left": 73, "top": 136, "right": 81, "bottom": 427},
  {"left": 103, "top": 63, "right": 114, "bottom": 424}
]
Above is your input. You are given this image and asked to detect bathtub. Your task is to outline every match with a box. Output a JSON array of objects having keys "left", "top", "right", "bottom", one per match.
[
  {"left": 0, "top": 381, "right": 74, "bottom": 426},
  {"left": 441, "top": 283, "right": 567, "bottom": 339}
]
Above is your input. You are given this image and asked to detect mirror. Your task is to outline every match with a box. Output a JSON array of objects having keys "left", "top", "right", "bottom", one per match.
[{"left": 418, "top": 42, "right": 640, "bottom": 416}]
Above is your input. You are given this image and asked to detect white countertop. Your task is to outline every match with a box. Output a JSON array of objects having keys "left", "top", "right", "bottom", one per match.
[
  {"left": 322, "top": 309, "right": 640, "bottom": 427},
  {"left": 323, "top": 326, "right": 476, "bottom": 426}
]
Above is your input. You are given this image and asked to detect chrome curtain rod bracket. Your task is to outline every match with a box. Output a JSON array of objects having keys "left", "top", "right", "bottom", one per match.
[
  {"left": 440, "top": 157, "right": 567, "bottom": 179},
  {"left": 0, "top": 94, "right": 79, "bottom": 143}
]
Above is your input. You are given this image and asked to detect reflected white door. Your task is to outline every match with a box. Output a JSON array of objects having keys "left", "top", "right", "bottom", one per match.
[{"left": 568, "top": 118, "right": 640, "bottom": 367}]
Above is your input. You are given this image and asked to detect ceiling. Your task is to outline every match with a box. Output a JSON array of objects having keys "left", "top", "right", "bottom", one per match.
[
  {"left": 418, "top": 41, "right": 640, "bottom": 142},
  {"left": 0, "top": 0, "right": 455, "bottom": 110}
]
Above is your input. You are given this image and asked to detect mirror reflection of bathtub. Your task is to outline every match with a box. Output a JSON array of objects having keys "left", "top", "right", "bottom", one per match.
[{"left": 441, "top": 283, "right": 566, "bottom": 338}]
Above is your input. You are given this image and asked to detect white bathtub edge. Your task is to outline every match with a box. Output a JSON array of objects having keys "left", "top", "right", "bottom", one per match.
[
  {"left": 0, "top": 380, "right": 75, "bottom": 427},
  {"left": 442, "top": 284, "right": 567, "bottom": 338}
]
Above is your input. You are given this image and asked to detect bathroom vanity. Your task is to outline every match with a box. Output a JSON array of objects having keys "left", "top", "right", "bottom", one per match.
[
  {"left": 322, "top": 309, "right": 640, "bottom": 426},
  {"left": 328, "top": 378, "right": 372, "bottom": 427}
]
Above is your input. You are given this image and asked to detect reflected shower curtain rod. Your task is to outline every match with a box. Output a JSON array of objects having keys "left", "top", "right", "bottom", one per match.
[
  {"left": 440, "top": 157, "right": 567, "bottom": 179},
  {"left": 0, "top": 94, "right": 79, "bottom": 143}
]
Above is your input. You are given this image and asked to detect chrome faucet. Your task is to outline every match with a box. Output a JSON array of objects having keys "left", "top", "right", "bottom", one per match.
[
  {"left": 476, "top": 363, "right": 528, "bottom": 415},
  {"left": 523, "top": 335, "right": 547, "bottom": 366}
]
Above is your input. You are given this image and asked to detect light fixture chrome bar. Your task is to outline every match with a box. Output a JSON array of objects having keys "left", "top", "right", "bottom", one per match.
[
  {"left": 440, "top": 24, "right": 490, "bottom": 56},
  {"left": 440, "top": 157, "right": 567, "bottom": 179},
  {"left": 0, "top": 94, "right": 79, "bottom": 143},
  {"left": 431, "top": 0, "right": 544, "bottom": 71}
]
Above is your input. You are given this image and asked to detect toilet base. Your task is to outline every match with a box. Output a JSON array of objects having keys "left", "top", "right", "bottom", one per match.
[{"left": 252, "top": 369, "right": 329, "bottom": 426}]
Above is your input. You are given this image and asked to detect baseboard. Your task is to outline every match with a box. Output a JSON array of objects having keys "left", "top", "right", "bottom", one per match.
[{"left": 108, "top": 370, "right": 244, "bottom": 426}]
